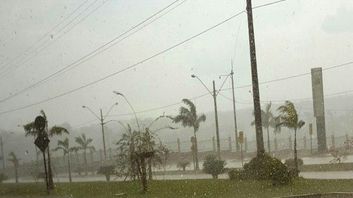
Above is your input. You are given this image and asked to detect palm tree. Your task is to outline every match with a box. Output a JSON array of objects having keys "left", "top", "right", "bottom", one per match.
[
  {"left": 75, "top": 134, "right": 95, "bottom": 176},
  {"left": 8, "top": 152, "right": 20, "bottom": 183},
  {"left": 277, "top": 101, "right": 305, "bottom": 175},
  {"left": 23, "top": 110, "right": 69, "bottom": 189},
  {"left": 173, "top": 99, "right": 206, "bottom": 170},
  {"left": 251, "top": 103, "right": 273, "bottom": 153},
  {"left": 271, "top": 116, "right": 282, "bottom": 152},
  {"left": 53, "top": 138, "right": 74, "bottom": 182}
]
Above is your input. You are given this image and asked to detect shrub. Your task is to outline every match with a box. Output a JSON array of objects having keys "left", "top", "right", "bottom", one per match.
[
  {"left": 0, "top": 173, "right": 7, "bottom": 183},
  {"left": 203, "top": 154, "right": 225, "bottom": 179},
  {"left": 228, "top": 169, "right": 247, "bottom": 181},
  {"left": 177, "top": 160, "right": 190, "bottom": 171},
  {"left": 97, "top": 165, "right": 116, "bottom": 181},
  {"left": 242, "top": 154, "right": 293, "bottom": 185}
]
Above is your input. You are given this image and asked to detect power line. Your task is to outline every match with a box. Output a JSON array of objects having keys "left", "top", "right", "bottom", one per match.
[
  {"left": 0, "top": 0, "right": 185, "bottom": 104},
  {"left": 217, "top": 60, "right": 353, "bottom": 91},
  {"left": 0, "top": 0, "right": 109, "bottom": 78},
  {"left": 0, "top": 0, "right": 90, "bottom": 71},
  {"left": 0, "top": 8, "right": 245, "bottom": 115},
  {"left": 0, "top": 0, "right": 299, "bottom": 115}
]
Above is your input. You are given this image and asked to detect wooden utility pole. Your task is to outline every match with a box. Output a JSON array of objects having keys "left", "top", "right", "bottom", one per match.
[
  {"left": 230, "top": 66, "right": 239, "bottom": 152},
  {"left": 213, "top": 80, "right": 221, "bottom": 159},
  {"left": 100, "top": 109, "right": 107, "bottom": 160},
  {"left": 0, "top": 137, "right": 4, "bottom": 169},
  {"left": 245, "top": 0, "right": 264, "bottom": 155}
]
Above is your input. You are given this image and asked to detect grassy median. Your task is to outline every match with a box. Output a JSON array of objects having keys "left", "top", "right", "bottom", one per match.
[{"left": 0, "top": 179, "right": 353, "bottom": 198}]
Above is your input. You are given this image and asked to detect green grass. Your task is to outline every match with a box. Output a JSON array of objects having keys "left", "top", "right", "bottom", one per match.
[{"left": 1, "top": 179, "right": 353, "bottom": 198}]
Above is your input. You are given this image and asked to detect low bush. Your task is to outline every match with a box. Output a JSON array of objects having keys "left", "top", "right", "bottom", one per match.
[
  {"left": 203, "top": 154, "right": 225, "bottom": 179},
  {"left": 228, "top": 169, "right": 247, "bottom": 181},
  {"left": 97, "top": 165, "right": 116, "bottom": 182},
  {"left": 177, "top": 160, "right": 190, "bottom": 171},
  {"left": 0, "top": 173, "right": 7, "bottom": 183},
  {"left": 237, "top": 154, "right": 293, "bottom": 185}
]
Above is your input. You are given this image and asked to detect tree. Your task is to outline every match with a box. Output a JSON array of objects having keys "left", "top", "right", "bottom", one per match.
[
  {"left": 271, "top": 116, "right": 282, "bottom": 151},
  {"left": 202, "top": 154, "right": 225, "bottom": 179},
  {"left": 251, "top": 103, "right": 273, "bottom": 153},
  {"left": 177, "top": 160, "right": 190, "bottom": 171},
  {"left": 97, "top": 165, "right": 115, "bottom": 181},
  {"left": 53, "top": 138, "right": 74, "bottom": 182},
  {"left": 75, "top": 134, "right": 95, "bottom": 176},
  {"left": 8, "top": 152, "right": 20, "bottom": 183},
  {"left": 173, "top": 99, "right": 206, "bottom": 170},
  {"left": 116, "top": 124, "right": 139, "bottom": 181},
  {"left": 23, "top": 110, "right": 69, "bottom": 190},
  {"left": 277, "top": 101, "right": 305, "bottom": 175},
  {"left": 116, "top": 125, "right": 171, "bottom": 192}
]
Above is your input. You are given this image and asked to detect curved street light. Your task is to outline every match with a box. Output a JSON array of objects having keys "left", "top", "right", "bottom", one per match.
[
  {"left": 113, "top": 91, "right": 140, "bottom": 131},
  {"left": 191, "top": 74, "right": 221, "bottom": 160}
]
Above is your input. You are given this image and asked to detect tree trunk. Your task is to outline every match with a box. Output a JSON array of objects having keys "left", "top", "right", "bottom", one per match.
[
  {"left": 193, "top": 129, "right": 199, "bottom": 170},
  {"left": 140, "top": 157, "right": 147, "bottom": 193},
  {"left": 68, "top": 153, "right": 72, "bottom": 183},
  {"left": 75, "top": 152, "right": 81, "bottom": 176},
  {"left": 148, "top": 158, "right": 152, "bottom": 180},
  {"left": 105, "top": 174, "right": 110, "bottom": 182},
  {"left": 266, "top": 127, "right": 271, "bottom": 153},
  {"left": 294, "top": 129, "right": 298, "bottom": 176},
  {"left": 15, "top": 165, "right": 18, "bottom": 183},
  {"left": 84, "top": 150, "right": 88, "bottom": 176},
  {"left": 274, "top": 133, "right": 278, "bottom": 152},
  {"left": 47, "top": 145, "right": 54, "bottom": 190}
]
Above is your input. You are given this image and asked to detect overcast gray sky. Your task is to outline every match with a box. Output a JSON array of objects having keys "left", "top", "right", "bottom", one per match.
[{"left": 0, "top": 0, "right": 352, "bottom": 131}]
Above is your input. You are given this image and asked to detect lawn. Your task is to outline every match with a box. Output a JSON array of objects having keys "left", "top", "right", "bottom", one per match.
[{"left": 0, "top": 179, "right": 353, "bottom": 198}]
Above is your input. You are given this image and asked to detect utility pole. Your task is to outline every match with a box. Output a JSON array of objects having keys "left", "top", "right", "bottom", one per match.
[
  {"left": 213, "top": 80, "right": 221, "bottom": 160},
  {"left": 246, "top": 0, "right": 265, "bottom": 155},
  {"left": 230, "top": 65, "right": 239, "bottom": 152},
  {"left": 0, "top": 136, "right": 4, "bottom": 169},
  {"left": 100, "top": 109, "right": 107, "bottom": 160}
]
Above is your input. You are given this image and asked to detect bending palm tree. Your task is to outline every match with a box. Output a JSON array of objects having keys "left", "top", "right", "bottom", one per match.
[
  {"left": 173, "top": 99, "right": 206, "bottom": 170},
  {"left": 277, "top": 101, "right": 305, "bottom": 175},
  {"left": 53, "top": 138, "right": 74, "bottom": 182},
  {"left": 75, "top": 134, "right": 95, "bottom": 176},
  {"left": 23, "top": 110, "right": 69, "bottom": 189},
  {"left": 8, "top": 152, "right": 20, "bottom": 183}
]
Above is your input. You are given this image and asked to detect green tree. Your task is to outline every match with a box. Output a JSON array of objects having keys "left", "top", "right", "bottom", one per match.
[
  {"left": 8, "top": 152, "right": 20, "bottom": 183},
  {"left": 23, "top": 110, "right": 68, "bottom": 189},
  {"left": 177, "top": 160, "right": 190, "bottom": 171},
  {"left": 116, "top": 124, "right": 139, "bottom": 181},
  {"left": 75, "top": 134, "right": 95, "bottom": 176},
  {"left": 173, "top": 99, "right": 206, "bottom": 170},
  {"left": 277, "top": 101, "right": 305, "bottom": 175},
  {"left": 202, "top": 154, "right": 225, "bottom": 179},
  {"left": 252, "top": 103, "right": 273, "bottom": 153},
  {"left": 53, "top": 138, "right": 74, "bottom": 182}
]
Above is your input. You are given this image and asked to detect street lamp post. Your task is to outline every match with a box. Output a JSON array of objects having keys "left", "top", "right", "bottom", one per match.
[
  {"left": 113, "top": 91, "right": 140, "bottom": 131},
  {"left": 191, "top": 74, "right": 221, "bottom": 160},
  {"left": 82, "top": 102, "right": 118, "bottom": 160}
]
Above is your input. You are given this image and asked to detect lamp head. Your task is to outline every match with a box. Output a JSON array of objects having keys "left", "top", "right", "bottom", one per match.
[
  {"left": 191, "top": 74, "right": 196, "bottom": 78},
  {"left": 113, "top": 91, "right": 123, "bottom": 96}
]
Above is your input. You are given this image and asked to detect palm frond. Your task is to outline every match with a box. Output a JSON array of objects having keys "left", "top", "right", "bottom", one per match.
[{"left": 49, "top": 126, "right": 69, "bottom": 137}]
